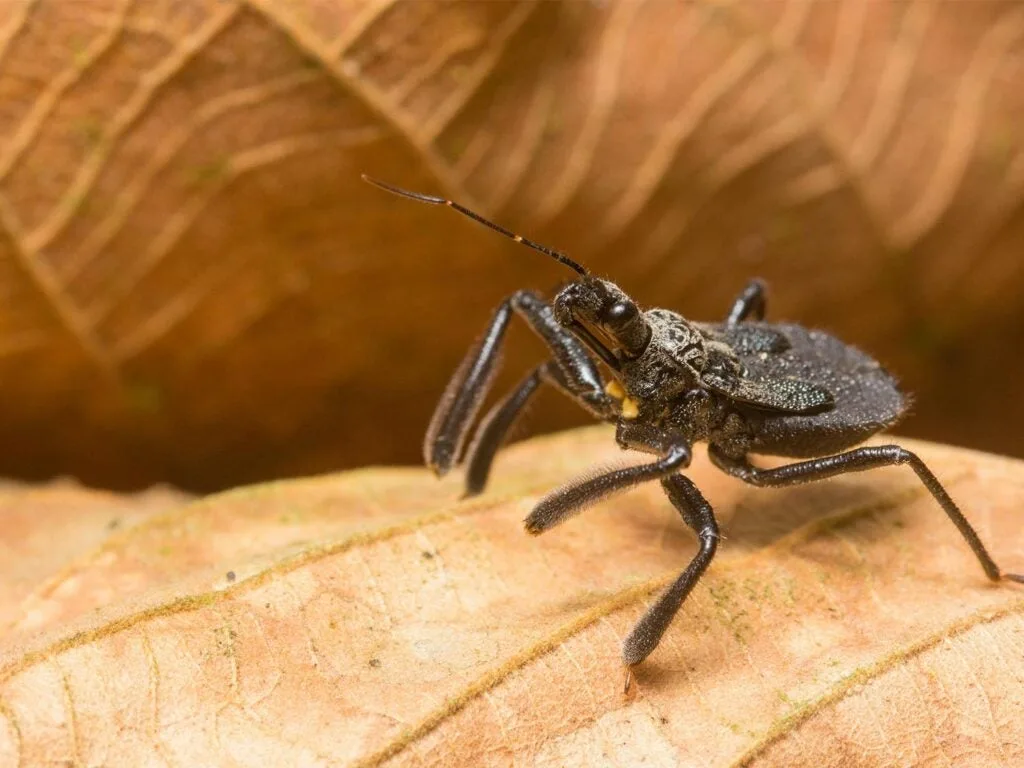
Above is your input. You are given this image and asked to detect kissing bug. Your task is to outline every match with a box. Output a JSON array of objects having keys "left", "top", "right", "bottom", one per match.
[{"left": 363, "top": 175, "right": 1023, "bottom": 689}]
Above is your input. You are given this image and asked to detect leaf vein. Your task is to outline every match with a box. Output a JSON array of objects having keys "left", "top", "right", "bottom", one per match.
[
  {"left": 24, "top": 2, "right": 241, "bottom": 254},
  {"left": 468, "top": 75, "right": 556, "bottom": 213},
  {"left": 846, "top": 1, "right": 933, "bottom": 176},
  {"left": 0, "top": 0, "right": 34, "bottom": 72},
  {"left": 0, "top": 696, "right": 23, "bottom": 768},
  {"left": 892, "top": 5, "right": 1024, "bottom": 248},
  {"left": 60, "top": 69, "right": 321, "bottom": 283},
  {"left": 704, "top": 0, "right": 893, "bottom": 249},
  {"left": 421, "top": 2, "right": 536, "bottom": 144},
  {"left": 0, "top": 193, "right": 118, "bottom": 376},
  {"left": 98, "top": 127, "right": 383, "bottom": 359},
  {"left": 730, "top": 599, "right": 1024, "bottom": 768},
  {"left": 140, "top": 628, "right": 181, "bottom": 768},
  {"left": 537, "top": 0, "right": 640, "bottom": 224},
  {"left": 602, "top": 34, "right": 763, "bottom": 242},
  {"left": 244, "top": 0, "right": 470, "bottom": 210},
  {"left": 0, "top": 0, "right": 131, "bottom": 182},
  {"left": 55, "top": 659, "right": 81, "bottom": 766},
  {"left": 327, "top": 0, "right": 400, "bottom": 61}
]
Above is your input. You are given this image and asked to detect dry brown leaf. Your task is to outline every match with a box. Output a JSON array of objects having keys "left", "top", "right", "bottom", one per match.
[
  {"left": 0, "top": 479, "right": 188, "bottom": 629},
  {"left": 1, "top": 427, "right": 1023, "bottom": 766},
  {"left": 0, "top": 1, "right": 1022, "bottom": 490}
]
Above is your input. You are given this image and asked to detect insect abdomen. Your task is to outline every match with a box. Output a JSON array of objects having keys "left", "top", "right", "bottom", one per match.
[{"left": 717, "top": 323, "right": 906, "bottom": 458}]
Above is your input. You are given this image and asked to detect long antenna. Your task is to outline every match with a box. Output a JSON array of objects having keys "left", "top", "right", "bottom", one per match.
[{"left": 362, "top": 175, "right": 589, "bottom": 277}]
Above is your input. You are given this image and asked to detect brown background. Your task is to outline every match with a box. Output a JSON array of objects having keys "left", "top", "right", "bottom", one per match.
[{"left": 0, "top": 0, "right": 1022, "bottom": 492}]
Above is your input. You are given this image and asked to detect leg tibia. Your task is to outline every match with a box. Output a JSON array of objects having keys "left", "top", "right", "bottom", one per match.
[
  {"left": 622, "top": 474, "right": 718, "bottom": 666},
  {"left": 709, "top": 444, "right": 1022, "bottom": 583}
]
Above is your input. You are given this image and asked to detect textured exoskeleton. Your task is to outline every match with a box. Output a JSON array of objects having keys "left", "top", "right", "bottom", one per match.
[{"left": 364, "top": 175, "right": 1023, "bottom": 690}]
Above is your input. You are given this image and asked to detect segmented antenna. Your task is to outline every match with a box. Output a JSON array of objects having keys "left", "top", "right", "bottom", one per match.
[{"left": 362, "top": 175, "right": 589, "bottom": 277}]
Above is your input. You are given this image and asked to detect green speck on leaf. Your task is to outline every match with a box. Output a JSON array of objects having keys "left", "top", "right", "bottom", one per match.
[
  {"left": 64, "top": 190, "right": 90, "bottom": 217},
  {"left": 787, "top": 578, "right": 798, "bottom": 602},
  {"left": 984, "top": 122, "right": 1015, "bottom": 168},
  {"left": 698, "top": 3, "right": 729, "bottom": 28},
  {"left": 72, "top": 119, "right": 103, "bottom": 149},
  {"left": 188, "top": 157, "right": 231, "bottom": 185},
  {"left": 906, "top": 318, "right": 954, "bottom": 358},
  {"left": 742, "top": 577, "right": 762, "bottom": 602},
  {"left": 125, "top": 380, "right": 164, "bottom": 413},
  {"left": 70, "top": 38, "right": 92, "bottom": 68},
  {"left": 543, "top": 108, "right": 565, "bottom": 138}
]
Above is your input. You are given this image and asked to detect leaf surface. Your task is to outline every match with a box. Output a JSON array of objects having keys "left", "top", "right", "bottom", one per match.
[
  {"left": 1, "top": 428, "right": 1022, "bottom": 766},
  {"left": 0, "top": 1, "right": 1022, "bottom": 489},
  {"left": 0, "top": 480, "right": 188, "bottom": 629}
]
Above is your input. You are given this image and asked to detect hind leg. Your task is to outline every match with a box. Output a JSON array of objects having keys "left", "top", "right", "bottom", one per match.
[
  {"left": 709, "top": 444, "right": 1023, "bottom": 583},
  {"left": 725, "top": 279, "right": 767, "bottom": 324}
]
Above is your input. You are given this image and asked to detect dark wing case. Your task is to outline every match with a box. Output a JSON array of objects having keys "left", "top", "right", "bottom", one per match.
[{"left": 704, "top": 322, "right": 907, "bottom": 458}]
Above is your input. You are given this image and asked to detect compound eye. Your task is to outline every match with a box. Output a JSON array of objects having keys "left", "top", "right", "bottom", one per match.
[{"left": 604, "top": 301, "right": 638, "bottom": 328}]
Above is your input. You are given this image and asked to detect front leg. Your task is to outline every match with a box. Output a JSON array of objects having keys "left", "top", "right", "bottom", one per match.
[
  {"left": 462, "top": 361, "right": 613, "bottom": 496},
  {"left": 425, "top": 290, "right": 616, "bottom": 476},
  {"left": 524, "top": 423, "right": 691, "bottom": 534},
  {"left": 725, "top": 278, "right": 767, "bottom": 325}
]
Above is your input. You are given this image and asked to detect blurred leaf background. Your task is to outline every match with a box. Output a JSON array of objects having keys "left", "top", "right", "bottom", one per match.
[{"left": 0, "top": 0, "right": 1022, "bottom": 492}]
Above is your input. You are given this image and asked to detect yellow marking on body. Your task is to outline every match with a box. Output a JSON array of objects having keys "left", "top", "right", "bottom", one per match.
[
  {"left": 604, "top": 380, "right": 625, "bottom": 399},
  {"left": 621, "top": 397, "right": 640, "bottom": 419},
  {"left": 514, "top": 235, "right": 523, "bottom": 242}
]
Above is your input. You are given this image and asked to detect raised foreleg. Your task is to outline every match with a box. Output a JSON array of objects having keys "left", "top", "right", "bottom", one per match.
[{"left": 426, "top": 290, "right": 617, "bottom": 482}]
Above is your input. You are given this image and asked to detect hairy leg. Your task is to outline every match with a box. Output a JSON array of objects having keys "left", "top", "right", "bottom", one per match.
[
  {"left": 425, "top": 290, "right": 615, "bottom": 475},
  {"left": 709, "top": 444, "right": 1023, "bottom": 583}
]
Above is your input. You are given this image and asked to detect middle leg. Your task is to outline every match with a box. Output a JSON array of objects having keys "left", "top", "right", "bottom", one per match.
[{"left": 622, "top": 473, "right": 719, "bottom": 668}]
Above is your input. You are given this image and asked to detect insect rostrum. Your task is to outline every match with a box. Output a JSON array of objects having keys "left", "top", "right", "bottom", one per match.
[{"left": 364, "top": 175, "right": 1023, "bottom": 687}]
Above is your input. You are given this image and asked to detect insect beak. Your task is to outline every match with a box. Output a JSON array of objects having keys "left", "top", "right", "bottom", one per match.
[{"left": 587, "top": 321, "right": 626, "bottom": 354}]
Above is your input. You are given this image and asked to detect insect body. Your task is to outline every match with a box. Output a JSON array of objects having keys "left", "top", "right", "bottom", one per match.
[{"left": 364, "top": 175, "right": 1022, "bottom": 686}]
